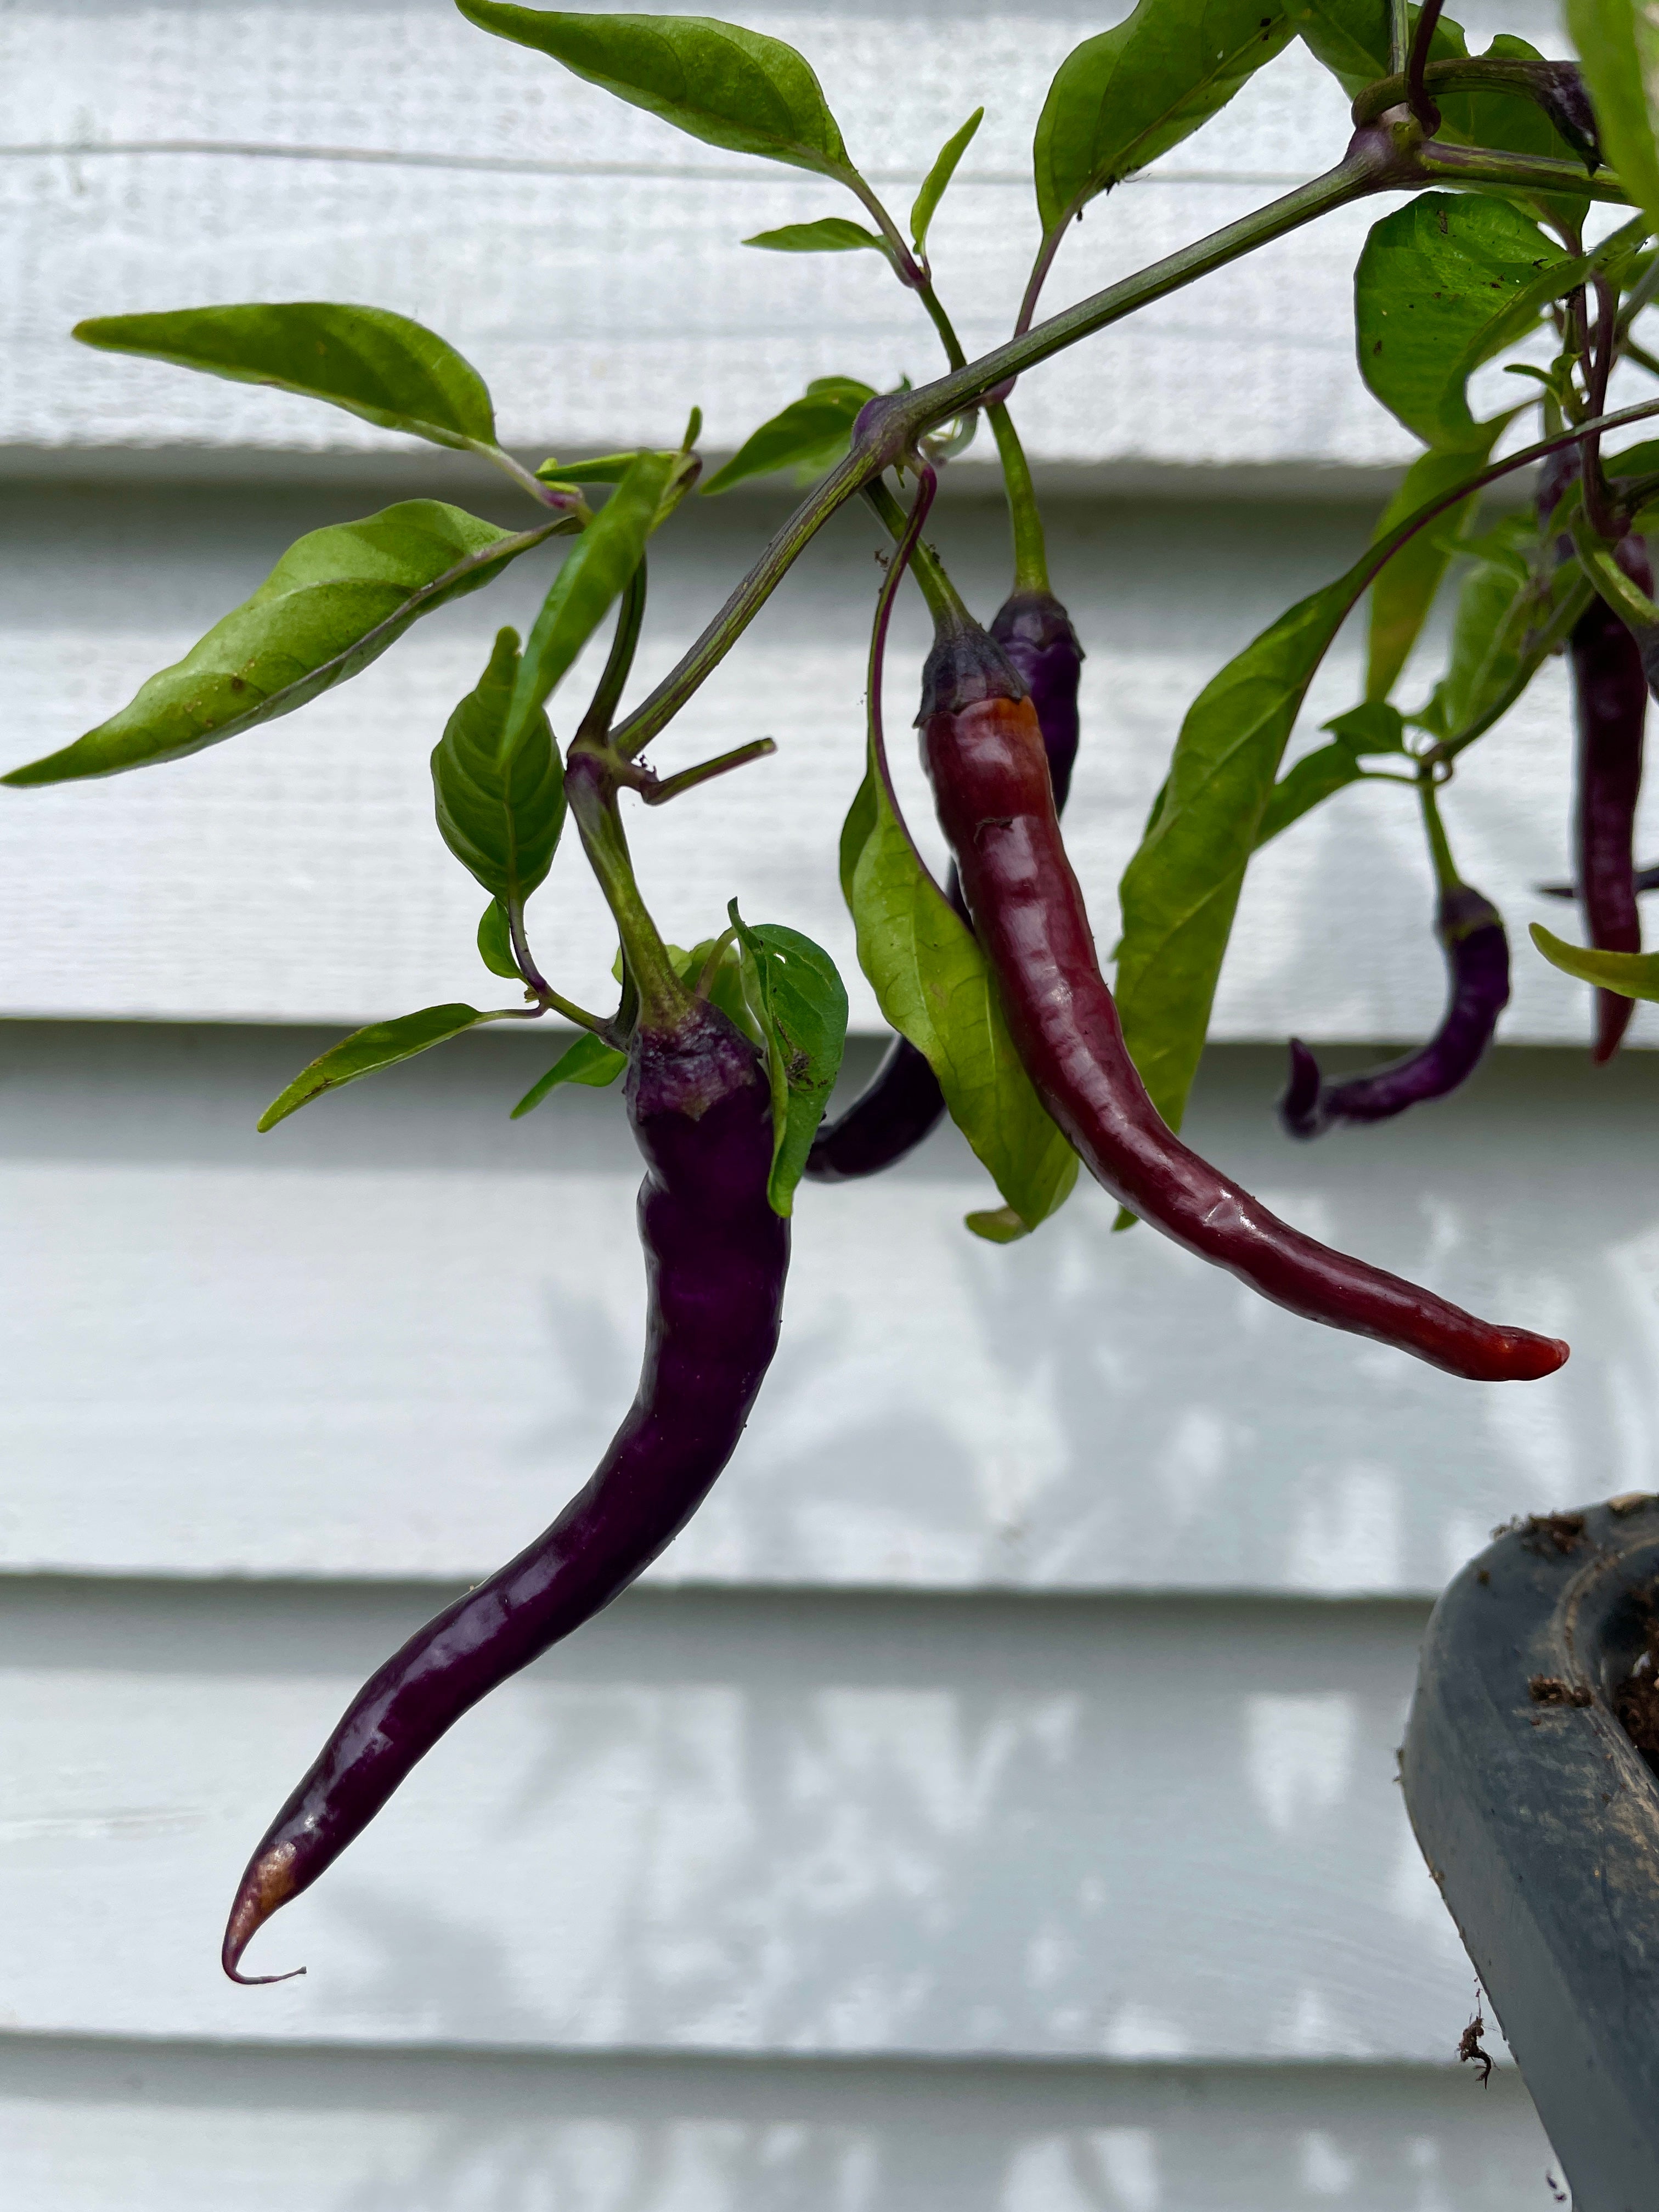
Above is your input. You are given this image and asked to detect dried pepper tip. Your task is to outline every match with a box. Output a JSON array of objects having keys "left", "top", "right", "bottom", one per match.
[
  {"left": 1278, "top": 1039, "right": 1325, "bottom": 1141},
  {"left": 222, "top": 1842, "right": 306, "bottom": 1984}
]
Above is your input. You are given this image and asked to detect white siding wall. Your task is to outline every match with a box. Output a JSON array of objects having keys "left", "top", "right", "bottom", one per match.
[{"left": 0, "top": 1, "right": 1623, "bottom": 2203}]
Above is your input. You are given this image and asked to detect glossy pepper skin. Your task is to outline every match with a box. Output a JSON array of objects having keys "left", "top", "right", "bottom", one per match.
[
  {"left": 917, "top": 622, "right": 1565, "bottom": 1382},
  {"left": 1569, "top": 535, "right": 1652, "bottom": 1063},
  {"left": 222, "top": 1000, "right": 787, "bottom": 1982},
  {"left": 1279, "top": 883, "right": 1510, "bottom": 1137},
  {"left": 805, "top": 589, "right": 1083, "bottom": 1182}
]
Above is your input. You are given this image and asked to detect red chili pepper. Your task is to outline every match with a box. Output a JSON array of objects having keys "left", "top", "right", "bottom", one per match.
[
  {"left": 222, "top": 997, "right": 787, "bottom": 1982},
  {"left": 917, "top": 622, "right": 1565, "bottom": 1381},
  {"left": 806, "top": 589, "right": 1082, "bottom": 1182},
  {"left": 1568, "top": 536, "right": 1652, "bottom": 1063}
]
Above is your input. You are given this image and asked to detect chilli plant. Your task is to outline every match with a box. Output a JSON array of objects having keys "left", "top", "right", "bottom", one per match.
[{"left": 9, "top": 0, "right": 1659, "bottom": 1982}]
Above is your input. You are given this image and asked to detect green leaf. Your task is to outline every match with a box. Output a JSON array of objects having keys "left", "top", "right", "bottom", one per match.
[
  {"left": 1116, "top": 572, "right": 1358, "bottom": 1133},
  {"left": 73, "top": 302, "right": 496, "bottom": 451},
  {"left": 258, "top": 1003, "right": 506, "bottom": 1130},
  {"left": 511, "top": 1029, "right": 627, "bottom": 1115},
  {"left": 478, "top": 898, "right": 521, "bottom": 979},
  {"left": 504, "top": 450, "right": 674, "bottom": 753},
  {"left": 1325, "top": 699, "right": 1406, "bottom": 752},
  {"left": 1364, "top": 431, "right": 1504, "bottom": 701},
  {"left": 4, "top": 503, "right": 558, "bottom": 787},
  {"left": 702, "top": 377, "right": 874, "bottom": 495},
  {"left": 910, "top": 107, "right": 983, "bottom": 252},
  {"left": 1414, "top": 514, "right": 1555, "bottom": 741},
  {"left": 1034, "top": 0, "right": 1295, "bottom": 236},
  {"left": 1253, "top": 743, "right": 1365, "bottom": 848},
  {"left": 1565, "top": 0, "right": 1659, "bottom": 230},
  {"left": 534, "top": 450, "right": 659, "bottom": 485},
  {"left": 1291, "top": 0, "right": 1460, "bottom": 95},
  {"left": 1531, "top": 922, "right": 1659, "bottom": 999},
  {"left": 432, "top": 627, "right": 566, "bottom": 905},
  {"left": 1355, "top": 195, "right": 1576, "bottom": 450},
  {"left": 743, "top": 218, "right": 885, "bottom": 253},
  {"left": 843, "top": 760, "right": 1078, "bottom": 1237},
  {"left": 456, "top": 4, "right": 855, "bottom": 177},
  {"left": 726, "top": 904, "right": 849, "bottom": 1214}
]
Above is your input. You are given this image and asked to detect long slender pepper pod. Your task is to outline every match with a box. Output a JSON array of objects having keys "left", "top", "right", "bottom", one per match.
[
  {"left": 223, "top": 994, "right": 787, "bottom": 1982},
  {"left": 806, "top": 588, "right": 1083, "bottom": 1182},
  {"left": 1569, "top": 537, "right": 1652, "bottom": 1063},
  {"left": 916, "top": 623, "right": 1564, "bottom": 1381},
  {"left": 1280, "top": 785, "right": 1510, "bottom": 1137}
]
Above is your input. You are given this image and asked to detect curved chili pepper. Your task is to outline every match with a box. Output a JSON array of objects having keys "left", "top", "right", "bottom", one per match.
[
  {"left": 222, "top": 997, "right": 787, "bottom": 1982},
  {"left": 916, "top": 618, "right": 1565, "bottom": 1381},
  {"left": 805, "top": 588, "right": 1083, "bottom": 1182},
  {"left": 1568, "top": 535, "right": 1652, "bottom": 1063},
  {"left": 1279, "top": 884, "right": 1510, "bottom": 1138}
]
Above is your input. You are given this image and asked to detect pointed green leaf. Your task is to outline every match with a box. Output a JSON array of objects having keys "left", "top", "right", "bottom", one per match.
[
  {"left": 1355, "top": 196, "right": 1576, "bottom": 451},
  {"left": 702, "top": 377, "right": 874, "bottom": 495},
  {"left": 1365, "top": 431, "right": 1504, "bottom": 701},
  {"left": 1531, "top": 923, "right": 1659, "bottom": 999},
  {"left": 72, "top": 302, "right": 496, "bottom": 451},
  {"left": 1326, "top": 700, "right": 1406, "bottom": 753},
  {"left": 534, "top": 450, "right": 662, "bottom": 485},
  {"left": 1253, "top": 742, "right": 1366, "bottom": 848},
  {"left": 1033, "top": 0, "right": 1295, "bottom": 236},
  {"left": 1414, "top": 514, "right": 1566, "bottom": 743},
  {"left": 511, "top": 1029, "right": 627, "bottom": 1115},
  {"left": 910, "top": 108, "right": 983, "bottom": 252},
  {"left": 1117, "top": 572, "right": 1357, "bottom": 1132},
  {"left": 844, "top": 760, "right": 1078, "bottom": 1237},
  {"left": 727, "top": 904, "right": 849, "bottom": 1214},
  {"left": 433, "top": 628, "right": 566, "bottom": 905},
  {"left": 4, "top": 504, "right": 560, "bottom": 787},
  {"left": 743, "top": 218, "right": 885, "bottom": 254},
  {"left": 455, "top": 4, "right": 855, "bottom": 177},
  {"left": 504, "top": 450, "right": 673, "bottom": 753},
  {"left": 1565, "top": 0, "right": 1659, "bottom": 230},
  {"left": 477, "top": 899, "right": 522, "bottom": 979},
  {"left": 258, "top": 1003, "right": 509, "bottom": 1129}
]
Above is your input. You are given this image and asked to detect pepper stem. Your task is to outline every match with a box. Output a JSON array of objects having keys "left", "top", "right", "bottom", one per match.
[
  {"left": 861, "top": 476, "right": 972, "bottom": 631},
  {"left": 565, "top": 746, "right": 695, "bottom": 1034},
  {"left": 1418, "top": 773, "right": 1462, "bottom": 894},
  {"left": 986, "top": 402, "right": 1050, "bottom": 595}
]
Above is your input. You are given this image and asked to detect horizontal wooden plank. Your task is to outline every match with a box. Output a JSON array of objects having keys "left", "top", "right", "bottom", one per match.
[
  {"left": 0, "top": 2036, "right": 1562, "bottom": 2211},
  {"left": 0, "top": 1576, "right": 1486, "bottom": 2060},
  {"left": 4, "top": 1022, "right": 1654, "bottom": 1591},
  {"left": 3, "top": 479, "right": 1650, "bottom": 1043},
  {"left": 0, "top": 0, "right": 1575, "bottom": 471}
]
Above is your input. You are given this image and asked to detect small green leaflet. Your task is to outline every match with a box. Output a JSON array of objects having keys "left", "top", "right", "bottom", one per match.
[
  {"left": 456, "top": 4, "right": 857, "bottom": 178},
  {"left": 1355, "top": 196, "right": 1576, "bottom": 451},
  {"left": 1033, "top": 0, "right": 1294, "bottom": 238},
  {"left": 910, "top": 108, "right": 982, "bottom": 253},
  {"left": 477, "top": 899, "right": 521, "bottom": 979},
  {"left": 4, "top": 503, "right": 560, "bottom": 787},
  {"left": 432, "top": 627, "right": 566, "bottom": 905},
  {"left": 1564, "top": 0, "right": 1659, "bottom": 230},
  {"left": 842, "top": 760, "right": 1078, "bottom": 1239},
  {"left": 727, "top": 903, "right": 849, "bottom": 1215},
  {"left": 702, "top": 378, "right": 874, "bottom": 494},
  {"left": 73, "top": 302, "right": 496, "bottom": 452},
  {"left": 1253, "top": 705, "right": 1402, "bottom": 850},
  {"left": 258, "top": 1004, "right": 515, "bottom": 1130},
  {"left": 534, "top": 450, "right": 659, "bottom": 485},
  {"left": 743, "top": 218, "right": 885, "bottom": 255},
  {"left": 511, "top": 1029, "right": 627, "bottom": 1116},
  {"left": 1532, "top": 923, "right": 1659, "bottom": 1001},
  {"left": 1365, "top": 431, "right": 1504, "bottom": 702},
  {"left": 503, "top": 450, "right": 673, "bottom": 755}
]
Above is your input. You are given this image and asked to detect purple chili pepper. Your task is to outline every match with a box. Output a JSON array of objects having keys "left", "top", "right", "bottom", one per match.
[
  {"left": 222, "top": 997, "right": 787, "bottom": 1983},
  {"left": 805, "top": 589, "right": 1082, "bottom": 1182},
  {"left": 1568, "top": 537, "right": 1652, "bottom": 1063},
  {"left": 1280, "top": 794, "right": 1510, "bottom": 1139}
]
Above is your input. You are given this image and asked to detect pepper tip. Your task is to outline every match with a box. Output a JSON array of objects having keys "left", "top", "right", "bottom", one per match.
[{"left": 221, "top": 1840, "right": 303, "bottom": 1985}]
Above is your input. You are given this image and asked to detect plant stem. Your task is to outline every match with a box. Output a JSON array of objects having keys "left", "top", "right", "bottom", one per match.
[
  {"left": 1414, "top": 140, "right": 1634, "bottom": 202},
  {"left": 577, "top": 557, "right": 648, "bottom": 746},
  {"left": 1406, "top": 0, "right": 1446, "bottom": 132},
  {"left": 915, "top": 278, "right": 968, "bottom": 371},
  {"left": 861, "top": 477, "right": 969, "bottom": 628},
  {"left": 563, "top": 748, "right": 693, "bottom": 1032},
  {"left": 611, "top": 125, "right": 1630, "bottom": 759},
  {"left": 845, "top": 171, "right": 924, "bottom": 286},
  {"left": 986, "top": 403, "right": 1049, "bottom": 593},
  {"left": 639, "top": 736, "right": 778, "bottom": 805},
  {"left": 1387, "top": 0, "right": 1411, "bottom": 76},
  {"left": 866, "top": 462, "right": 940, "bottom": 851},
  {"left": 1582, "top": 278, "right": 1620, "bottom": 539},
  {"left": 1418, "top": 772, "right": 1461, "bottom": 891},
  {"left": 481, "top": 443, "right": 589, "bottom": 515}
]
